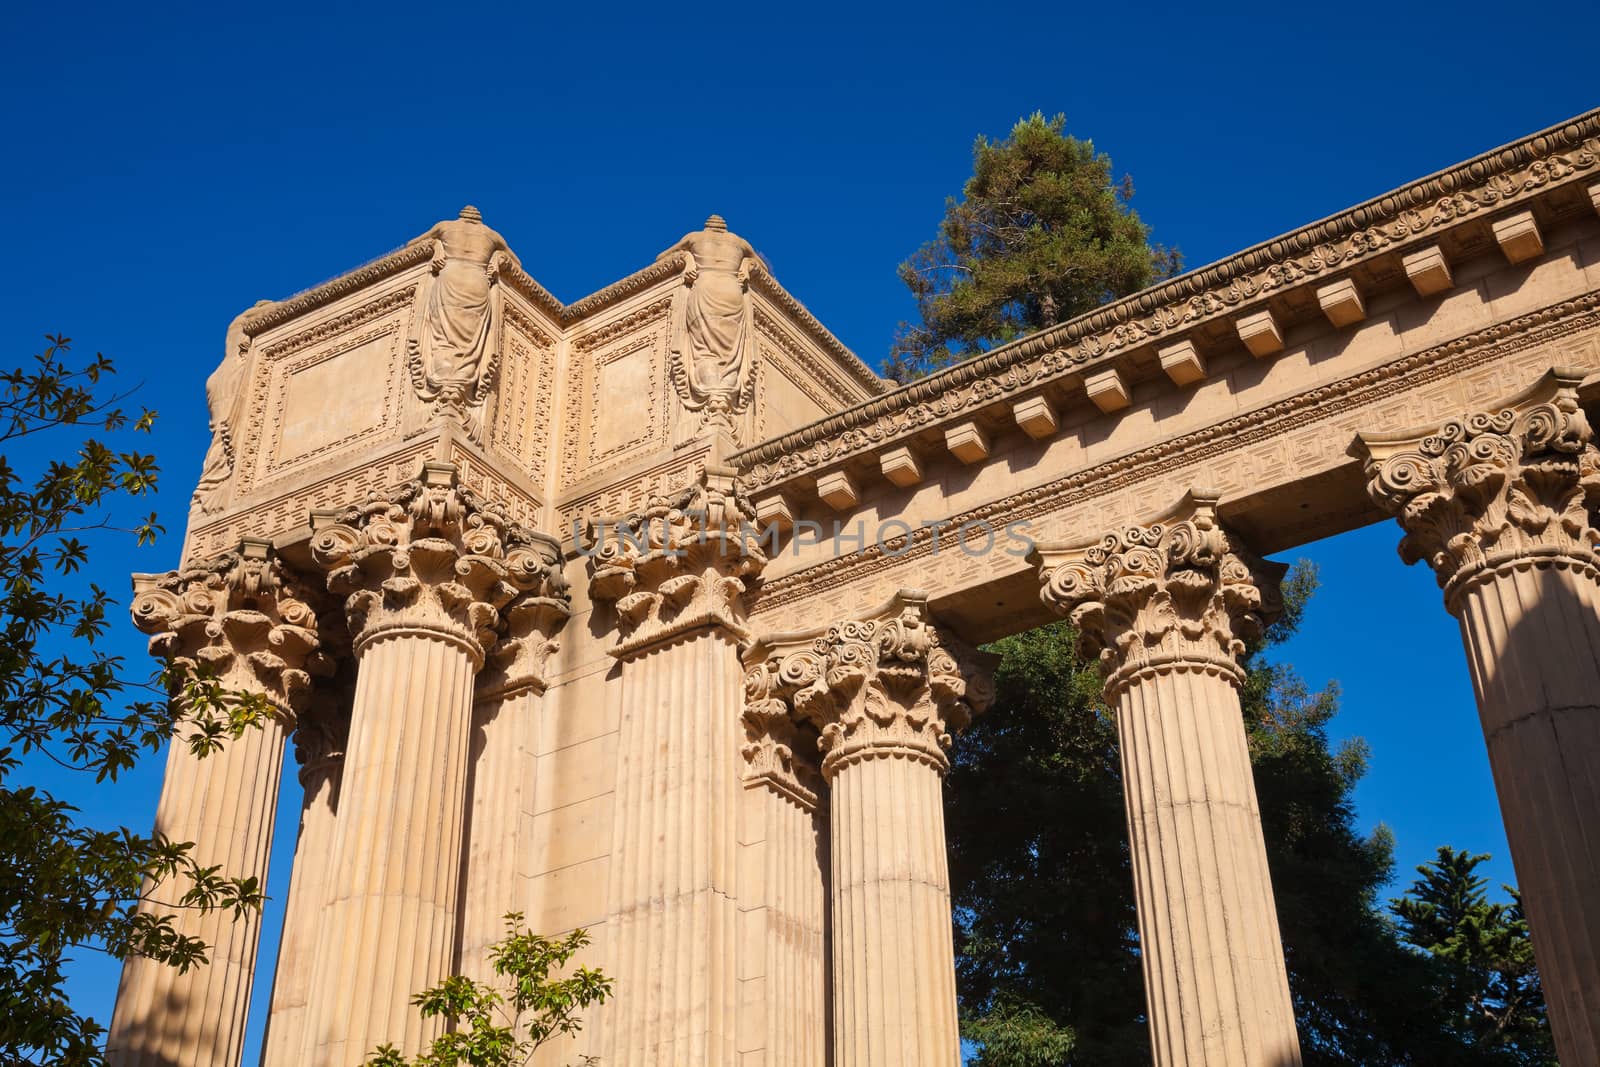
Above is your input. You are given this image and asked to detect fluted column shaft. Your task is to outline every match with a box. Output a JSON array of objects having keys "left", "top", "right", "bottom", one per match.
[
  {"left": 303, "top": 631, "right": 478, "bottom": 1064},
  {"left": 108, "top": 541, "right": 324, "bottom": 1067},
  {"left": 1353, "top": 369, "right": 1600, "bottom": 1063},
  {"left": 828, "top": 747, "right": 959, "bottom": 1067},
  {"left": 107, "top": 714, "right": 287, "bottom": 1067},
  {"left": 1114, "top": 666, "right": 1298, "bottom": 1066},
  {"left": 1035, "top": 492, "right": 1301, "bottom": 1067},
  {"left": 456, "top": 685, "right": 542, "bottom": 983},
  {"left": 259, "top": 753, "right": 343, "bottom": 1067},
  {"left": 1453, "top": 563, "right": 1600, "bottom": 1058},
  {"left": 603, "top": 630, "right": 743, "bottom": 1066}
]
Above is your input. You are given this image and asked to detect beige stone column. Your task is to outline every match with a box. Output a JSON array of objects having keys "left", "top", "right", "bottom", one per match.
[
  {"left": 738, "top": 653, "right": 830, "bottom": 1067},
  {"left": 456, "top": 533, "right": 570, "bottom": 982},
  {"left": 588, "top": 467, "right": 765, "bottom": 1067},
  {"left": 1034, "top": 493, "right": 1301, "bottom": 1067},
  {"left": 300, "top": 464, "right": 524, "bottom": 1065},
  {"left": 258, "top": 687, "right": 350, "bottom": 1067},
  {"left": 774, "top": 591, "right": 995, "bottom": 1067},
  {"left": 107, "top": 541, "right": 326, "bottom": 1067},
  {"left": 1353, "top": 368, "right": 1600, "bottom": 1063}
]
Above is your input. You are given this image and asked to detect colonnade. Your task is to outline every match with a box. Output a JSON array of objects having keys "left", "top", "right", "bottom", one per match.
[{"left": 106, "top": 369, "right": 1600, "bottom": 1066}]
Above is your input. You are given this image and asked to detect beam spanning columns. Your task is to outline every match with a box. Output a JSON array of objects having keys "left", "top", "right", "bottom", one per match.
[
  {"left": 258, "top": 687, "right": 350, "bottom": 1067},
  {"left": 588, "top": 466, "right": 767, "bottom": 1066},
  {"left": 1352, "top": 369, "right": 1600, "bottom": 1064},
  {"left": 778, "top": 591, "right": 996, "bottom": 1067},
  {"left": 456, "top": 533, "right": 570, "bottom": 984},
  {"left": 301, "top": 463, "right": 523, "bottom": 1065},
  {"left": 1034, "top": 496, "right": 1301, "bottom": 1067},
  {"left": 107, "top": 541, "right": 328, "bottom": 1067}
]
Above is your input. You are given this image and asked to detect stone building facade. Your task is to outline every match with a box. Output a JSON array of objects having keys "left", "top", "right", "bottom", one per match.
[{"left": 108, "top": 109, "right": 1600, "bottom": 1066}]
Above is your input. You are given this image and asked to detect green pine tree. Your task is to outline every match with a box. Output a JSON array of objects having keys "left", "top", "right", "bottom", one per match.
[{"left": 887, "top": 112, "right": 1179, "bottom": 382}]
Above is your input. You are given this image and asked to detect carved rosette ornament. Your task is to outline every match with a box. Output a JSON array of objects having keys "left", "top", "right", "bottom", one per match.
[
  {"left": 308, "top": 461, "right": 520, "bottom": 663},
  {"left": 588, "top": 464, "right": 766, "bottom": 658},
  {"left": 130, "top": 538, "right": 331, "bottom": 716},
  {"left": 477, "top": 530, "right": 571, "bottom": 698},
  {"left": 1034, "top": 491, "right": 1284, "bottom": 699},
  {"left": 1350, "top": 368, "right": 1600, "bottom": 611},
  {"left": 745, "top": 591, "right": 996, "bottom": 779}
]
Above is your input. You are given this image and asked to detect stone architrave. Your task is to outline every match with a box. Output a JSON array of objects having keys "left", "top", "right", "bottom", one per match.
[
  {"left": 588, "top": 467, "right": 766, "bottom": 1065},
  {"left": 106, "top": 541, "right": 328, "bottom": 1067},
  {"left": 258, "top": 681, "right": 352, "bottom": 1067},
  {"left": 1034, "top": 494, "right": 1302, "bottom": 1067},
  {"left": 191, "top": 299, "right": 274, "bottom": 516},
  {"left": 659, "top": 215, "right": 759, "bottom": 443},
  {"left": 407, "top": 206, "right": 518, "bottom": 441},
  {"left": 1352, "top": 369, "right": 1600, "bottom": 1063},
  {"left": 754, "top": 591, "right": 996, "bottom": 1067},
  {"left": 300, "top": 462, "right": 525, "bottom": 1065},
  {"left": 457, "top": 531, "right": 571, "bottom": 984}
]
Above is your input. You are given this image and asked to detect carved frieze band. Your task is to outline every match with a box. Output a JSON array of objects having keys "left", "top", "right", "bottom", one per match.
[
  {"left": 734, "top": 115, "right": 1600, "bottom": 487},
  {"left": 743, "top": 591, "right": 997, "bottom": 783},
  {"left": 587, "top": 466, "right": 766, "bottom": 659},
  {"left": 1352, "top": 368, "right": 1600, "bottom": 610},
  {"left": 1033, "top": 492, "right": 1284, "bottom": 699},
  {"left": 130, "top": 539, "right": 334, "bottom": 717}
]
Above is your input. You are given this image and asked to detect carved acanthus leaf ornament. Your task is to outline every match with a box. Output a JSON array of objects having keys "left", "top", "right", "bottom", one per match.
[
  {"left": 309, "top": 462, "right": 523, "bottom": 662},
  {"left": 478, "top": 530, "right": 571, "bottom": 698},
  {"left": 588, "top": 465, "right": 767, "bottom": 657},
  {"left": 1352, "top": 368, "right": 1600, "bottom": 610},
  {"left": 745, "top": 592, "right": 997, "bottom": 780},
  {"left": 1034, "top": 492, "right": 1284, "bottom": 698},
  {"left": 131, "top": 539, "right": 332, "bottom": 717}
]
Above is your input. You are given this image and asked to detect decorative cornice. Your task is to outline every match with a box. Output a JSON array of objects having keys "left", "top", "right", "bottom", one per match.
[
  {"left": 1351, "top": 367, "right": 1600, "bottom": 610},
  {"left": 732, "top": 108, "right": 1600, "bottom": 488},
  {"left": 130, "top": 539, "right": 332, "bottom": 716},
  {"left": 1033, "top": 491, "right": 1284, "bottom": 699},
  {"left": 498, "top": 262, "right": 568, "bottom": 322},
  {"left": 587, "top": 466, "right": 766, "bottom": 659},
  {"left": 744, "top": 591, "right": 996, "bottom": 778},
  {"left": 563, "top": 257, "right": 686, "bottom": 321},
  {"left": 260, "top": 286, "right": 417, "bottom": 360},
  {"left": 242, "top": 243, "right": 434, "bottom": 336},
  {"left": 751, "top": 288, "right": 1600, "bottom": 616},
  {"left": 308, "top": 462, "right": 523, "bottom": 662}
]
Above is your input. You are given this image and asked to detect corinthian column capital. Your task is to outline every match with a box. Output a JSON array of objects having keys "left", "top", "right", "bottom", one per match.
[
  {"left": 309, "top": 462, "right": 522, "bottom": 663},
  {"left": 1033, "top": 491, "right": 1284, "bottom": 698},
  {"left": 130, "top": 537, "right": 330, "bottom": 716},
  {"left": 478, "top": 530, "right": 571, "bottom": 698},
  {"left": 748, "top": 591, "right": 996, "bottom": 778},
  {"left": 1351, "top": 368, "right": 1600, "bottom": 609},
  {"left": 588, "top": 464, "right": 767, "bottom": 658}
]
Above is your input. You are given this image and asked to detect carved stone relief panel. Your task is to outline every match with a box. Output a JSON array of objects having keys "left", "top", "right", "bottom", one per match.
[
  {"left": 493, "top": 299, "right": 558, "bottom": 483},
  {"left": 560, "top": 297, "right": 672, "bottom": 493},
  {"left": 236, "top": 285, "right": 415, "bottom": 498}
]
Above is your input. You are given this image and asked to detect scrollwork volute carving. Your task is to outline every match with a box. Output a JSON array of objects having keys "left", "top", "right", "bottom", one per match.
[
  {"left": 588, "top": 465, "right": 766, "bottom": 658},
  {"left": 308, "top": 462, "right": 521, "bottom": 663},
  {"left": 292, "top": 679, "right": 353, "bottom": 784},
  {"left": 1034, "top": 491, "right": 1284, "bottom": 699},
  {"left": 1351, "top": 368, "right": 1600, "bottom": 610},
  {"left": 743, "top": 592, "right": 996, "bottom": 781},
  {"left": 130, "top": 538, "right": 332, "bottom": 717},
  {"left": 742, "top": 647, "right": 827, "bottom": 808},
  {"left": 478, "top": 530, "right": 571, "bottom": 698}
]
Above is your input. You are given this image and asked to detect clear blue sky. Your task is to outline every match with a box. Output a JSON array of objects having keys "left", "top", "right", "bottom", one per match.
[{"left": 3, "top": 0, "right": 1596, "bottom": 1057}]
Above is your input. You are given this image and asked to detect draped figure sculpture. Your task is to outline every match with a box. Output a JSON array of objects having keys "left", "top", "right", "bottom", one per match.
[
  {"left": 659, "top": 214, "right": 758, "bottom": 443},
  {"left": 407, "top": 206, "right": 516, "bottom": 440},
  {"left": 192, "top": 299, "right": 274, "bottom": 516}
]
